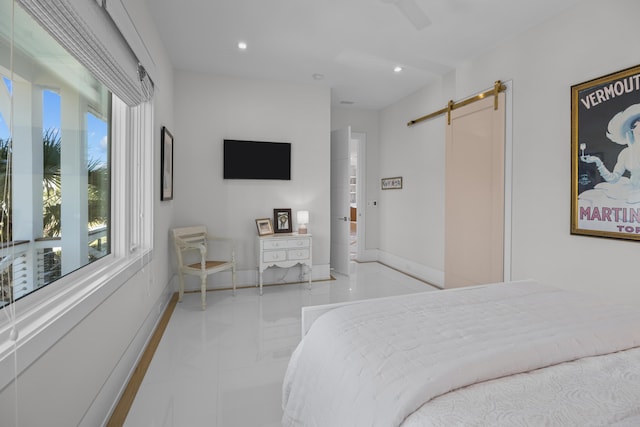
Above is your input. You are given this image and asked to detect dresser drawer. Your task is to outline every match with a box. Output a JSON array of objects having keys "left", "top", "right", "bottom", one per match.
[
  {"left": 263, "top": 240, "right": 288, "bottom": 250},
  {"left": 286, "top": 238, "right": 310, "bottom": 249},
  {"left": 263, "top": 250, "right": 287, "bottom": 262},
  {"left": 288, "top": 249, "right": 310, "bottom": 260},
  {"left": 263, "top": 238, "right": 310, "bottom": 250}
]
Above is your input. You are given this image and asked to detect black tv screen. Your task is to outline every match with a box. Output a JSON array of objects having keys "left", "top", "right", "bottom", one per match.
[{"left": 223, "top": 139, "right": 291, "bottom": 180}]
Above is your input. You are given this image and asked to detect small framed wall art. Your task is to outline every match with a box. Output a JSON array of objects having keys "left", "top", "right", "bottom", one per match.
[
  {"left": 161, "top": 126, "right": 174, "bottom": 201},
  {"left": 273, "top": 208, "right": 292, "bottom": 233},
  {"left": 381, "top": 176, "right": 402, "bottom": 190},
  {"left": 255, "top": 218, "right": 274, "bottom": 236}
]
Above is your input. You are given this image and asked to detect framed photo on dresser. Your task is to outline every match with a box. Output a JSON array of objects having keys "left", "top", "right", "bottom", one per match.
[
  {"left": 274, "top": 208, "right": 292, "bottom": 233},
  {"left": 256, "top": 218, "right": 274, "bottom": 236}
]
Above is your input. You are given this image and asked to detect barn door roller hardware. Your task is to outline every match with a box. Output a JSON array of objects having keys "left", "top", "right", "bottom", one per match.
[{"left": 407, "top": 80, "right": 506, "bottom": 126}]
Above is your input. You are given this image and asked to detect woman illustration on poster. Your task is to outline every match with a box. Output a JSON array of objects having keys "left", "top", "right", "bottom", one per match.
[{"left": 581, "top": 103, "right": 640, "bottom": 203}]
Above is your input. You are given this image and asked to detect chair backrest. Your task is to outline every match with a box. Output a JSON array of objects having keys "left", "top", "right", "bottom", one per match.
[{"left": 172, "top": 226, "right": 208, "bottom": 267}]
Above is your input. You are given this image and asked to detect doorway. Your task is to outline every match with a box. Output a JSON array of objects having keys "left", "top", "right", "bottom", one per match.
[
  {"left": 330, "top": 128, "right": 366, "bottom": 276},
  {"left": 350, "top": 132, "right": 365, "bottom": 261}
]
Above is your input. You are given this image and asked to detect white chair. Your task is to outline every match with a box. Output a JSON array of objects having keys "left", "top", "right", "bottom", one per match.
[{"left": 172, "top": 225, "right": 236, "bottom": 309}]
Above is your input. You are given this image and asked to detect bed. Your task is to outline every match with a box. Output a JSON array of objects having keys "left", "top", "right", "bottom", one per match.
[{"left": 281, "top": 279, "right": 640, "bottom": 426}]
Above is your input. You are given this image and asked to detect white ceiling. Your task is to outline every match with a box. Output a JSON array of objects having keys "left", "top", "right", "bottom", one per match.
[{"left": 147, "top": 0, "right": 585, "bottom": 110}]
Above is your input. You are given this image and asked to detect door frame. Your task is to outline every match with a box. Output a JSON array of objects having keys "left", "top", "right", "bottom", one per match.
[{"left": 503, "top": 81, "right": 513, "bottom": 282}]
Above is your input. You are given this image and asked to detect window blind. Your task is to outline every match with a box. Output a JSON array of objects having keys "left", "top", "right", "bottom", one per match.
[
  {"left": 103, "top": 0, "right": 156, "bottom": 85},
  {"left": 16, "top": 0, "right": 153, "bottom": 105}
]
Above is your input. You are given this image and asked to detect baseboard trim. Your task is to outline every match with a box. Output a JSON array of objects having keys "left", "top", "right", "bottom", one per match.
[
  {"left": 376, "top": 250, "right": 444, "bottom": 289},
  {"left": 106, "top": 292, "right": 179, "bottom": 426}
]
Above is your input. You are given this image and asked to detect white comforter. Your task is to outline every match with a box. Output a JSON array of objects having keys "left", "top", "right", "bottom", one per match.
[
  {"left": 403, "top": 346, "right": 640, "bottom": 426},
  {"left": 281, "top": 280, "right": 640, "bottom": 427}
]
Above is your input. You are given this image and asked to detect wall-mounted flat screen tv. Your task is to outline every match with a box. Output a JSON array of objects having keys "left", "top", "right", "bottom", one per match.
[{"left": 223, "top": 139, "right": 291, "bottom": 180}]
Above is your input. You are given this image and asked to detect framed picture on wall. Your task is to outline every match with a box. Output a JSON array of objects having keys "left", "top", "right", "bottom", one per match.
[
  {"left": 381, "top": 176, "right": 402, "bottom": 190},
  {"left": 571, "top": 64, "right": 640, "bottom": 241},
  {"left": 273, "top": 208, "right": 292, "bottom": 233},
  {"left": 161, "top": 126, "right": 174, "bottom": 201}
]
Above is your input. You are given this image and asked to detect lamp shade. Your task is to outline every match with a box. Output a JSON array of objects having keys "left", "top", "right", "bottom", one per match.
[
  {"left": 297, "top": 210, "right": 309, "bottom": 225},
  {"left": 297, "top": 210, "right": 309, "bottom": 234}
]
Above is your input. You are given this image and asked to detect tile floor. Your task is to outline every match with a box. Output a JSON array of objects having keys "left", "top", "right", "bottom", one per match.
[{"left": 124, "top": 262, "right": 437, "bottom": 427}]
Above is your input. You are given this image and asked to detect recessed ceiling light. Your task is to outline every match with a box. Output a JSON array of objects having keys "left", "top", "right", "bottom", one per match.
[
  {"left": 312, "top": 73, "right": 324, "bottom": 80},
  {"left": 238, "top": 41, "right": 247, "bottom": 50},
  {"left": 394, "top": 66, "right": 403, "bottom": 73}
]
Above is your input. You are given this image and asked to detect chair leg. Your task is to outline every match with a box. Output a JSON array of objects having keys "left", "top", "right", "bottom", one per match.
[
  {"left": 200, "top": 275, "right": 207, "bottom": 310},
  {"left": 178, "top": 272, "right": 185, "bottom": 302},
  {"left": 232, "top": 265, "right": 237, "bottom": 296}
]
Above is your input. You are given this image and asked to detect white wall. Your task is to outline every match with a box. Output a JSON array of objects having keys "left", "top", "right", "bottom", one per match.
[
  {"left": 377, "top": 0, "right": 640, "bottom": 302},
  {"left": 377, "top": 82, "right": 446, "bottom": 284},
  {"left": 173, "top": 71, "right": 331, "bottom": 286},
  {"left": 334, "top": 81, "right": 447, "bottom": 283}
]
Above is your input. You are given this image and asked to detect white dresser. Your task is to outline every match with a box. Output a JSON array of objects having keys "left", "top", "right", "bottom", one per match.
[{"left": 257, "top": 233, "right": 312, "bottom": 295}]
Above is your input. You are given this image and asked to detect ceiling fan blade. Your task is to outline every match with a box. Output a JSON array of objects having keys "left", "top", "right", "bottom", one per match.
[{"left": 395, "top": 0, "right": 431, "bottom": 30}]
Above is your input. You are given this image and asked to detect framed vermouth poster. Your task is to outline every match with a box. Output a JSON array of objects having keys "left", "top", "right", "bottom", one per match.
[{"left": 571, "top": 64, "right": 640, "bottom": 240}]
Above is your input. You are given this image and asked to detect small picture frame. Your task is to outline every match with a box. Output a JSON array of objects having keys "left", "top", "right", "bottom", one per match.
[
  {"left": 255, "top": 218, "right": 274, "bottom": 236},
  {"left": 161, "top": 126, "right": 174, "bottom": 201},
  {"left": 381, "top": 176, "right": 402, "bottom": 190},
  {"left": 273, "top": 208, "right": 292, "bottom": 233}
]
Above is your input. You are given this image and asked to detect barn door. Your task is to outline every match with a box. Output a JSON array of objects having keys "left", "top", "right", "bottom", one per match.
[{"left": 445, "top": 93, "right": 505, "bottom": 288}]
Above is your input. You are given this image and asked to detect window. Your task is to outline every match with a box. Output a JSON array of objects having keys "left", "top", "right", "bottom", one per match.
[{"left": 0, "top": 1, "right": 151, "bottom": 311}]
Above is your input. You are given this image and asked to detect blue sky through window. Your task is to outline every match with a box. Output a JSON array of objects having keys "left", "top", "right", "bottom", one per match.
[
  {"left": 43, "top": 89, "right": 61, "bottom": 134},
  {"left": 0, "top": 77, "right": 11, "bottom": 141},
  {"left": 87, "top": 112, "right": 108, "bottom": 167},
  {"left": 0, "top": 115, "right": 8, "bottom": 141}
]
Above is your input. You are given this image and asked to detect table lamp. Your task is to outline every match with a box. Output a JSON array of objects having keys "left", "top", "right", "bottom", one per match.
[{"left": 297, "top": 210, "right": 309, "bottom": 234}]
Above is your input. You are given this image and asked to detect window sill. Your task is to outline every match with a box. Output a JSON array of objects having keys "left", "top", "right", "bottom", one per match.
[{"left": 0, "top": 250, "right": 152, "bottom": 391}]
